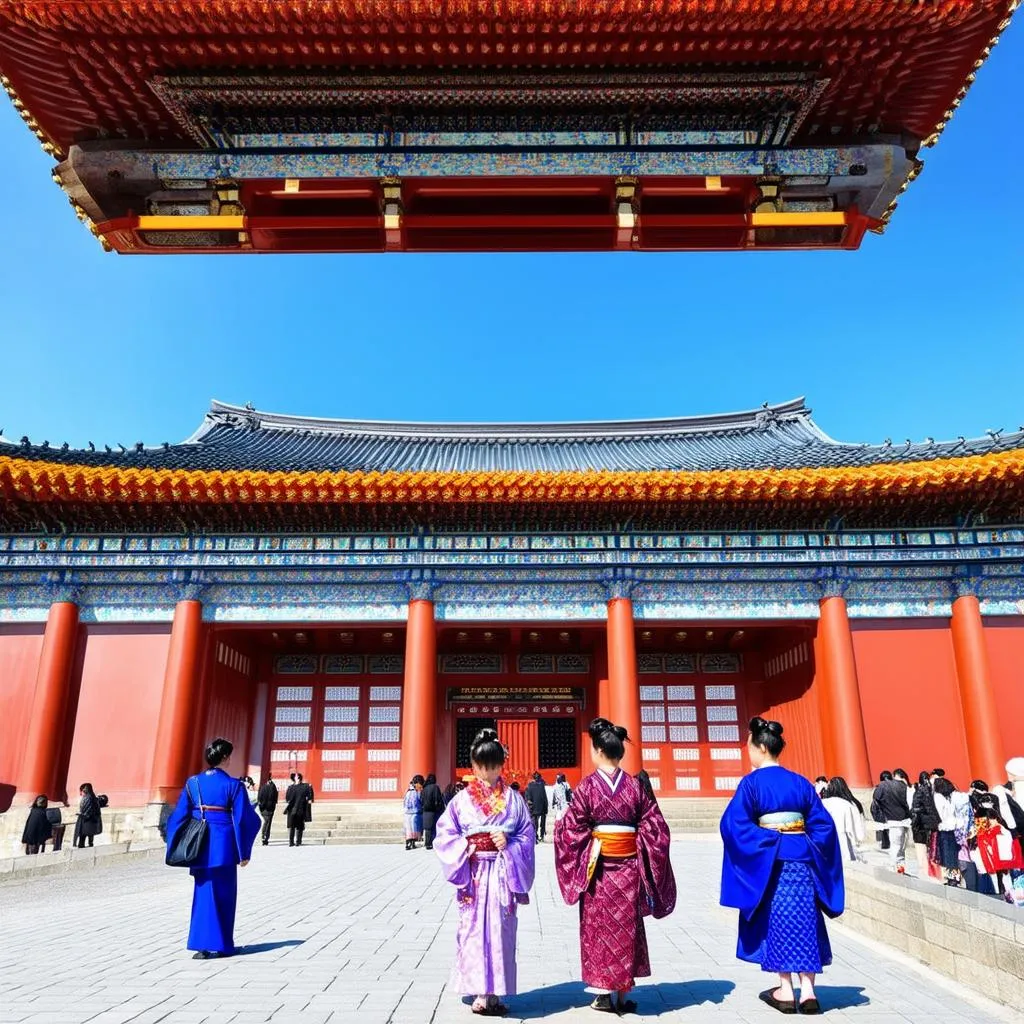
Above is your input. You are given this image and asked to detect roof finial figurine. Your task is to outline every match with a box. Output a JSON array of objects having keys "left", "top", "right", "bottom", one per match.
[{"left": 88, "top": 441, "right": 95, "bottom": 451}]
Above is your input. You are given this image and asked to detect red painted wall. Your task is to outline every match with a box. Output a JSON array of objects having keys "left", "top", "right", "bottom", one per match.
[
  {"left": 851, "top": 620, "right": 969, "bottom": 784},
  {"left": 983, "top": 617, "right": 1024, "bottom": 767},
  {"left": 202, "top": 643, "right": 256, "bottom": 778},
  {"left": 65, "top": 626, "right": 171, "bottom": 806},
  {"left": 0, "top": 626, "right": 46, "bottom": 810}
]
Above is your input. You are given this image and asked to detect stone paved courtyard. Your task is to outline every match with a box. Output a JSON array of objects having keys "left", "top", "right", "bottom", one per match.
[{"left": 0, "top": 839, "right": 1019, "bottom": 1024}]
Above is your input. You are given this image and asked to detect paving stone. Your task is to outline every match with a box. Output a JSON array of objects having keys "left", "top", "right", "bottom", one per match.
[{"left": 0, "top": 842, "right": 1020, "bottom": 1024}]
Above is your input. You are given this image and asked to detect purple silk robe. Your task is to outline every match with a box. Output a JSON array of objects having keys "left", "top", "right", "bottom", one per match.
[
  {"left": 555, "top": 769, "right": 676, "bottom": 991},
  {"left": 433, "top": 784, "right": 536, "bottom": 996}
]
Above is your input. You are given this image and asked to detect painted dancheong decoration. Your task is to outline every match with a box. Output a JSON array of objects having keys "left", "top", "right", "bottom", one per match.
[{"left": 0, "top": 0, "right": 1017, "bottom": 253}]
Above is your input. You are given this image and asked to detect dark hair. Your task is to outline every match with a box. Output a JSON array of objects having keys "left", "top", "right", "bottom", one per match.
[
  {"left": 204, "top": 738, "right": 234, "bottom": 767},
  {"left": 636, "top": 770, "right": 656, "bottom": 801},
  {"left": 822, "top": 776, "right": 864, "bottom": 815},
  {"left": 80, "top": 783, "right": 95, "bottom": 797},
  {"left": 510, "top": 781, "right": 521, "bottom": 791},
  {"left": 295, "top": 772, "right": 304, "bottom": 782},
  {"left": 970, "top": 779, "right": 988, "bottom": 792},
  {"left": 34, "top": 794, "right": 48, "bottom": 808},
  {"left": 470, "top": 728, "right": 506, "bottom": 769},
  {"left": 533, "top": 771, "right": 542, "bottom": 782},
  {"left": 411, "top": 774, "right": 425, "bottom": 786},
  {"left": 932, "top": 768, "right": 946, "bottom": 777},
  {"left": 589, "top": 717, "right": 628, "bottom": 760},
  {"left": 748, "top": 717, "right": 785, "bottom": 758},
  {"left": 879, "top": 771, "right": 893, "bottom": 782},
  {"left": 918, "top": 770, "right": 932, "bottom": 786},
  {"left": 815, "top": 776, "right": 828, "bottom": 784},
  {"left": 425, "top": 773, "right": 436, "bottom": 786},
  {"left": 556, "top": 773, "right": 566, "bottom": 784},
  {"left": 933, "top": 777, "right": 956, "bottom": 798},
  {"left": 893, "top": 769, "right": 909, "bottom": 783}
]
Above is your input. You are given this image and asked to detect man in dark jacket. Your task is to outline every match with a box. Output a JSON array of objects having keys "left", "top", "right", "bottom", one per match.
[
  {"left": 257, "top": 776, "right": 279, "bottom": 847},
  {"left": 871, "top": 771, "right": 912, "bottom": 871},
  {"left": 525, "top": 772, "right": 549, "bottom": 843},
  {"left": 284, "top": 772, "right": 313, "bottom": 847},
  {"left": 420, "top": 773, "right": 446, "bottom": 850}
]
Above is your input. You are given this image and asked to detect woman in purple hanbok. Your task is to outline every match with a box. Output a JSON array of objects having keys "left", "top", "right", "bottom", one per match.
[
  {"left": 555, "top": 718, "right": 676, "bottom": 1015},
  {"left": 434, "top": 728, "right": 536, "bottom": 1017}
]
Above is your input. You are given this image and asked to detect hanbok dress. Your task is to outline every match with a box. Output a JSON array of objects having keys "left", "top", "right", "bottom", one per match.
[
  {"left": 165, "top": 767, "right": 261, "bottom": 955},
  {"left": 404, "top": 786, "right": 423, "bottom": 840},
  {"left": 720, "top": 764, "right": 844, "bottom": 974},
  {"left": 555, "top": 768, "right": 676, "bottom": 993},
  {"left": 433, "top": 778, "right": 536, "bottom": 997}
]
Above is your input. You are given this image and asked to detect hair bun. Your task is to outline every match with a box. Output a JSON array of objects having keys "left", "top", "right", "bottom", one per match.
[
  {"left": 767, "top": 721, "right": 784, "bottom": 736},
  {"left": 474, "top": 727, "right": 498, "bottom": 743},
  {"left": 613, "top": 725, "right": 628, "bottom": 742}
]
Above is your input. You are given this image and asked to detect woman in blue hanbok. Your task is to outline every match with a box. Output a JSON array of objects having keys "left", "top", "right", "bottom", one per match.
[
  {"left": 165, "top": 737, "right": 261, "bottom": 959},
  {"left": 720, "top": 718, "right": 844, "bottom": 1015}
]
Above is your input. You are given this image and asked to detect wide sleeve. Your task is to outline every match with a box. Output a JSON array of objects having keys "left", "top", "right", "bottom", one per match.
[
  {"left": 433, "top": 795, "right": 472, "bottom": 889},
  {"left": 232, "top": 779, "right": 261, "bottom": 861},
  {"left": 719, "top": 775, "right": 781, "bottom": 918},
  {"left": 164, "top": 780, "right": 194, "bottom": 855},
  {"left": 502, "top": 792, "right": 536, "bottom": 898},
  {"left": 637, "top": 788, "right": 677, "bottom": 919},
  {"left": 803, "top": 785, "right": 845, "bottom": 918},
  {"left": 554, "top": 779, "right": 594, "bottom": 906}
]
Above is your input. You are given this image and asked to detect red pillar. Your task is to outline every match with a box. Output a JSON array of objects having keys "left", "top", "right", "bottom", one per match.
[
  {"left": 400, "top": 599, "right": 437, "bottom": 786},
  {"left": 149, "top": 601, "right": 205, "bottom": 803},
  {"left": 607, "top": 598, "right": 643, "bottom": 775},
  {"left": 950, "top": 595, "right": 1006, "bottom": 785},
  {"left": 817, "top": 596, "right": 871, "bottom": 788},
  {"left": 18, "top": 602, "right": 79, "bottom": 801}
]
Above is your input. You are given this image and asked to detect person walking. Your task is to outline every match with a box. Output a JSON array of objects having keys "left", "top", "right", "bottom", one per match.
[
  {"left": 421, "top": 773, "right": 445, "bottom": 850},
  {"left": 551, "top": 772, "right": 572, "bottom": 824},
  {"left": 21, "top": 795, "right": 53, "bottom": 855},
  {"left": 720, "top": 717, "right": 844, "bottom": 1016},
  {"left": 910, "top": 770, "right": 941, "bottom": 881},
  {"left": 257, "top": 775, "right": 279, "bottom": 847},
  {"left": 525, "top": 772, "right": 549, "bottom": 843},
  {"left": 555, "top": 718, "right": 676, "bottom": 1015},
  {"left": 933, "top": 777, "right": 972, "bottom": 886},
  {"left": 404, "top": 775, "right": 424, "bottom": 850},
  {"left": 821, "top": 778, "right": 865, "bottom": 863},
  {"left": 164, "top": 737, "right": 260, "bottom": 959},
  {"left": 285, "top": 772, "right": 313, "bottom": 847},
  {"left": 871, "top": 771, "right": 912, "bottom": 873},
  {"left": 74, "top": 783, "right": 103, "bottom": 849}
]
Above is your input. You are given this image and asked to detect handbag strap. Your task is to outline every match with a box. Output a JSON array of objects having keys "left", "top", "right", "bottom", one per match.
[{"left": 192, "top": 776, "right": 206, "bottom": 820}]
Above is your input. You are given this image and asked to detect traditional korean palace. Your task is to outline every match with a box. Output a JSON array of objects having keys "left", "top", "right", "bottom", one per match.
[
  {"left": 1, "top": 399, "right": 1023, "bottom": 813},
  {"left": 0, "top": 0, "right": 1017, "bottom": 253}
]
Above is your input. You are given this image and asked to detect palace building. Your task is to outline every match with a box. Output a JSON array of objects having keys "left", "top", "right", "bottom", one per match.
[
  {"left": 0, "top": 399, "right": 1022, "bottom": 814},
  {"left": 0, "top": 0, "right": 1017, "bottom": 253}
]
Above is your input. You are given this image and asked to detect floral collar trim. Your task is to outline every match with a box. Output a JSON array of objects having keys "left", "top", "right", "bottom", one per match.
[{"left": 467, "top": 776, "right": 507, "bottom": 817}]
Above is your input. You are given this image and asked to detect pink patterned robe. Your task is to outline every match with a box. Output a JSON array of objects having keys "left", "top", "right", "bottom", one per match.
[
  {"left": 433, "top": 782, "right": 536, "bottom": 997},
  {"left": 555, "top": 769, "right": 676, "bottom": 992}
]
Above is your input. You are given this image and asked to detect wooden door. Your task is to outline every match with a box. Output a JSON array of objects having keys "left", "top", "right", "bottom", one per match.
[{"left": 497, "top": 719, "right": 539, "bottom": 784}]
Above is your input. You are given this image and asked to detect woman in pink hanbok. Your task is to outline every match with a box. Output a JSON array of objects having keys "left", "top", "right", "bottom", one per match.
[{"left": 434, "top": 728, "right": 536, "bottom": 1017}]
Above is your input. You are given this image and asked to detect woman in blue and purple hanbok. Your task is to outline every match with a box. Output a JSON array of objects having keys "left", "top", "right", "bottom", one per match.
[
  {"left": 720, "top": 717, "right": 845, "bottom": 1016},
  {"left": 433, "top": 728, "right": 536, "bottom": 1017}
]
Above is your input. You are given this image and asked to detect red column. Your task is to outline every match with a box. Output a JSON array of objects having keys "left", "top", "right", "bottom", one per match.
[
  {"left": 817, "top": 596, "right": 871, "bottom": 788},
  {"left": 18, "top": 602, "right": 79, "bottom": 800},
  {"left": 607, "top": 597, "right": 643, "bottom": 775},
  {"left": 149, "top": 600, "right": 205, "bottom": 803},
  {"left": 950, "top": 594, "right": 1006, "bottom": 785},
  {"left": 400, "top": 599, "right": 437, "bottom": 786}
]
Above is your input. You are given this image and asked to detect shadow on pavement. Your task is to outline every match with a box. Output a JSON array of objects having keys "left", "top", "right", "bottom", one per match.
[
  {"left": 234, "top": 939, "right": 306, "bottom": 955},
  {"left": 642, "top": 979, "right": 735, "bottom": 1013},
  {"left": 814, "top": 985, "right": 870, "bottom": 1010}
]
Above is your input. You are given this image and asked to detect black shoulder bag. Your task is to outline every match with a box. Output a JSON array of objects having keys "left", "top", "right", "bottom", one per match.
[{"left": 166, "top": 777, "right": 210, "bottom": 868}]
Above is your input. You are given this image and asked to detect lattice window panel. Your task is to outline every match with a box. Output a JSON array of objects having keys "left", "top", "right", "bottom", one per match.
[
  {"left": 276, "top": 686, "right": 313, "bottom": 702},
  {"left": 673, "top": 748, "right": 700, "bottom": 761},
  {"left": 641, "top": 705, "right": 665, "bottom": 723},
  {"left": 323, "top": 726, "right": 359, "bottom": 743},
  {"left": 668, "top": 705, "right": 697, "bottom": 722},
  {"left": 649, "top": 776, "right": 662, "bottom": 790},
  {"left": 641, "top": 726, "right": 667, "bottom": 743},
  {"left": 273, "top": 726, "right": 309, "bottom": 743},
  {"left": 708, "top": 725, "right": 741, "bottom": 742},
  {"left": 715, "top": 777, "right": 743, "bottom": 790},
  {"left": 666, "top": 685, "right": 696, "bottom": 701},
  {"left": 321, "top": 778, "right": 353, "bottom": 792},
  {"left": 642, "top": 748, "right": 662, "bottom": 761},
  {"left": 368, "top": 655, "right": 404, "bottom": 675},
  {"left": 321, "top": 750, "right": 356, "bottom": 762},
  {"left": 710, "top": 748, "right": 743, "bottom": 760},
  {"left": 368, "top": 777, "right": 399, "bottom": 792},
  {"left": 274, "top": 706, "right": 311, "bottom": 723},
  {"left": 675, "top": 777, "right": 701, "bottom": 791},
  {"left": 323, "top": 655, "right": 363, "bottom": 675},
  {"left": 367, "top": 749, "right": 401, "bottom": 761},
  {"left": 670, "top": 725, "right": 699, "bottom": 743},
  {"left": 705, "top": 685, "right": 736, "bottom": 701},
  {"left": 323, "top": 706, "right": 360, "bottom": 723},
  {"left": 325, "top": 686, "right": 361, "bottom": 702},
  {"left": 639, "top": 685, "right": 665, "bottom": 702},
  {"left": 368, "top": 705, "right": 401, "bottom": 723},
  {"left": 663, "top": 654, "right": 696, "bottom": 674},
  {"left": 370, "top": 686, "right": 402, "bottom": 701},
  {"left": 706, "top": 705, "right": 738, "bottom": 722},
  {"left": 368, "top": 726, "right": 400, "bottom": 743},
  {"left": 271, "top": 749, "right": 307, "bottom": 762}
]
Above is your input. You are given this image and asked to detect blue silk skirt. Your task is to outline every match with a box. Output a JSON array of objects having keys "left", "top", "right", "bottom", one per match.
[
  {"left": 187, "top": 865, "right": 238, "bottom": 954},
  {"left": 737, "top": 860, "right": 832, "bottom": 974}
]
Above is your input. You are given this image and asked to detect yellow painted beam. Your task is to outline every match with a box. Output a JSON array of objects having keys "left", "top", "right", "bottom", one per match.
[
  {"left": 750, "top": 211, "right": 848, "bottom": 227},
  {"left": 137, "top": 216, "right": 246, "bottom": 230}
]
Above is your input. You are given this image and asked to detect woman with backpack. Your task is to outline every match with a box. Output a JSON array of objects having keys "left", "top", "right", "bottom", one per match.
[
  {"left": 551, "top": 773, "right": 572, "bottom": 824},
  {"left": 74, "top": 782, "right": 103, "bottom": 849}
]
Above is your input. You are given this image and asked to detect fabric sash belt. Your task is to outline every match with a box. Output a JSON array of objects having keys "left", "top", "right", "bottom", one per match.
[
  {"left": 199, "top": 805, "right": 229, "bottom": 812},
  {"left": 759, "top": 812, "right": 805, "bottom": 833},
  {"left": 467, "top": 832, "right": 498, "bottom": 854},
  {"left": 591, "top": 829, "right": 639, "bottom": 859}
]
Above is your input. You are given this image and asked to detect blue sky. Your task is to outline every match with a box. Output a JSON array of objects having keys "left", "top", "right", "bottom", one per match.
[{"left": 0, "top": 21, "right": 1021, "bottom": 451}]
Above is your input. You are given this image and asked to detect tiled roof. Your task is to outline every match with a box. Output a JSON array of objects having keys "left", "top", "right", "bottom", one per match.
[{"left": 4, "top": 399, "right": 1023, "bottom": 474}]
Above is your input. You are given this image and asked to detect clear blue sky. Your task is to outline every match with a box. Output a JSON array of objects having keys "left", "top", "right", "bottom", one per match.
[{"left": 1, "top": 22, "right": 1021, "bottom": 451}]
